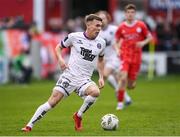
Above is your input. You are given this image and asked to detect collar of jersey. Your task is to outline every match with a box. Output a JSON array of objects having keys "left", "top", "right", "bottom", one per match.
[{"left": 83, "top": 32, "right": 96, "bottom": 40}]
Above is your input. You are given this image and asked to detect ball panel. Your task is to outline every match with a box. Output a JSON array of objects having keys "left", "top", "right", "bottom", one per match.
[{"left": 101, "top": 113, "right": 119, "bottom": 131}]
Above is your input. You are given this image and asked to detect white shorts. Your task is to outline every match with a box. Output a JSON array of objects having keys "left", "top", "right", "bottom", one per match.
[
  {"left": 105, "top": 55, "right": 120, "bottom": 72},
  {"left": 53, "top": 72, "right": 96, "bottom": 98}
]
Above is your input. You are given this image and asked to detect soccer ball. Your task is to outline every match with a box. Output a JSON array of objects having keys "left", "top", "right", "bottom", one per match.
[{"left": 101, "top": 114, "right": 119, "bottom": 130}]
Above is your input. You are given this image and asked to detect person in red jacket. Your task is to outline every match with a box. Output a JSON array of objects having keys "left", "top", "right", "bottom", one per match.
[{"left": 115, "top": 4, "right": 152, "bottom": 110}]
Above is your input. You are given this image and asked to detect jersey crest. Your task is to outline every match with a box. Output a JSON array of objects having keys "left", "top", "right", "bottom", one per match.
[
  {"left": 97, "top": 43, "right": 102, "bottom": 49},
  {"left": 136, "top": 27, "right": 142, "bottom": 33}
]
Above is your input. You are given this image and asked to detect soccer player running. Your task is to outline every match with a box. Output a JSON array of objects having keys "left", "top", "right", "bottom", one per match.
[
  {"left": 21, "top": 14, "right": 105, "bottom": 132},
  {"left": 96, "top": 11, "right": 132, "bottom": 109},
  {"left": 115, "top": 4, "right": 152, "bottom": 110}
]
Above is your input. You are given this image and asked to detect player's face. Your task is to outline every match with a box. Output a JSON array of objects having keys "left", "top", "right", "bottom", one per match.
[
  {"left": 86, "top": 19, "right": 102, "bottom": 39},
  {"left": 125, "top": 9, "right": 136, "bottom": 22},
  {"left": 98, "top": 13, "right": 108, "bottom": 28}
]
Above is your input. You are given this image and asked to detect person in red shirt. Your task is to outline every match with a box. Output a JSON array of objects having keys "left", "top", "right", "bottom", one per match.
[{"left": 115, "top": 4, "right": 152, "bottom": 110}]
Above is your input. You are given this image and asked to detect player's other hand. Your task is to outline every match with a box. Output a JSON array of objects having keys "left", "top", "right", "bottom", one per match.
[
  {"left": 113, "top": 45, "right": 120, "bottom": 57},
  {"left": 98, "top": 78, "right": 104, "bottom": 89},
  {"left": 117, "top": 49, "right": 121, "bottom": 57},
  {"left": 59, "top": 59, "right": 69, "bottom": 71},
  {"left": 136, "top": 41, "right": 145, "bottom": 48}
]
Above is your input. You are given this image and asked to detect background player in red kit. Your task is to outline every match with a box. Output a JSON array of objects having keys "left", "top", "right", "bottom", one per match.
[{"left": 115, "top": 4, "right": 152, "bottom": 110}]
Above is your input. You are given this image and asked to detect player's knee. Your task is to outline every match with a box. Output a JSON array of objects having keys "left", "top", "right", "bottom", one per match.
[
  {"left": 48, "top": 99, "right": 57, "bottom": 108},
  {"left": 120, "top": 78, "right": 127, "bottom": 88},
  {"left": 85, "top": 85, "right": 100, "bottom": 97},
  {"left": 103, "top": 75, "right": 108, "bottom": 81},
  {"left": 127, "top": 85, "right": 135, "bottom": 89},
  {"left": 127, "top": 82, "right": 136, "bottom": 89},
  {"left": 103, "top": 69, "right": 112, "bottom": 80},
  {"left": 48, "top": 90, "right": 64, "bottom": 107},
  {"left": 89, "top": 88, "right": 100, "bottom": 97},
  {"left": 92, "top": 90, "right": 100, "bottom": 97},
  {"left": 103, "top": 73, "right": 109, "bottom": 81}
]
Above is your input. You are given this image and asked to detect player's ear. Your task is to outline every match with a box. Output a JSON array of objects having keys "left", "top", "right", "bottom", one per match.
[{"left": 86, "top": 21, "right": 91, "bottom": 27}]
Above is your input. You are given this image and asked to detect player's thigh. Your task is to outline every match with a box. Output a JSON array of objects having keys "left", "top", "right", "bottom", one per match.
[
  {"left": 118, "top": 55, "right": 128, "bottom": 86},
  {"left": 128, "top": 63, "right": 140, "bottom": 89},
  {"left": 119, "top": 59, "right": 129, "bottom": 80},
  {"left": 119, "top": 71, "right": 128, "bottom": 79},
  {"left": 48, "top": 90, "right": 64, "bottom": 107},
  {"left": 105, "top": 57, "right": 120, "bottom": 73},
  {"left": 77, "top": 80, "right": 100, "bottom": 97},
  {"left": 118, "top": 71, "right": 128, "bottom": 88},
  {"left": 85, "top": 84, "right": 100, "bottom": 97},
  {"left": 128, "top": 63, "right": 140, "bottom": 80},
  {"left": 104, "top": 67, "right": 114, "bottom": 79}
]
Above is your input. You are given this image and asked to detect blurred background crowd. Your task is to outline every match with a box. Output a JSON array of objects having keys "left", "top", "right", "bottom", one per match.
[{"left": 0, "top": 0, "right": 180, "bottom": 84}]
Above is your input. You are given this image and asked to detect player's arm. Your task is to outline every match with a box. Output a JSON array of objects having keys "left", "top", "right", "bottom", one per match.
[
  {"left": 114, "top": 25, "right": 122, "bottom": 56},
  {"left": 56, "top": 34, "right": 73, "bottom": 70},
  {"left": 114, "top": 38, "right": 122, "bottom": 56},
  {"left": 55, "top": 43, "right": 68, "bottom": 71},
  {"left": 136, "top": 22, "right": 153, "bottom": 48},
  {"left": 136, "top": 33, "right": 152, "bottom": 48},
  {"left": 97, "top": 56, "right": 105, "bottom": 89}
]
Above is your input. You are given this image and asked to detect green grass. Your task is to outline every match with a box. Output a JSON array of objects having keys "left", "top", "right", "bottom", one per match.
[{"left": 0, "top": 75, "right": 180, "bottom": 136}]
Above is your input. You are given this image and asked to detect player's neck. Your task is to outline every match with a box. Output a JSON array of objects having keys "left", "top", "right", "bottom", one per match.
[
  {"left": 125, "top": 20, "right": 137, "bottom": 27},
  {"left": 83, "top": 32, "right": 96, "bottom": 40},
  {"left": 126, "top": 19, "right": 135, "bottom": 24}
]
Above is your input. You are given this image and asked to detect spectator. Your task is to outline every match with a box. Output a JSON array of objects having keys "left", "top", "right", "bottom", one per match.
[
  {"left": 174, "top": 18, "right": 180, "bottom": 50},
  {"left": 10, "top": 50, "right": 32, "bottom": 84}
]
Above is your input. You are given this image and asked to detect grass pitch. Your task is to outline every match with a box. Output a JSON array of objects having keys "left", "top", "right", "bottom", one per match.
[{"left": 0, "top": 75, "right": 180, "bottom": 136}]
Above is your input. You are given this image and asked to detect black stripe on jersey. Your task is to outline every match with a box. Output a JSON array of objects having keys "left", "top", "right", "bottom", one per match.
[
  {"left": 56, "top": 85, "right": 70, "bottom": 96},
  {"left": 61, "top": 41, "right": 66, "bottom": 48},
  {"left": 64, "top": 36, "right": 68, "bottom": 42}
]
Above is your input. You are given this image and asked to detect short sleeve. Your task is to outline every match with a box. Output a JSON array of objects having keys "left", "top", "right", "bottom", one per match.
[
  {"left": 115, "top": 25, "right": 122, "bottom": 40},
  {"left": 60, "top": 33, "right": 73, "bottom": 48},
  {"left": 99, "top": 40, "right": 106, "bottom": 57},
  {"left": 141, "top": 22, "right": 151, "bottom": 37}
]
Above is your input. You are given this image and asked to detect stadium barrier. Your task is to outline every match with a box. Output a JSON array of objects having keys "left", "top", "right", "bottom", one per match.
[
  {"left": 0, "top": 29, "right": 180, "bottom": 84},
  {"left": 141, "top": 52, "right": 167, "bottom": 76}
]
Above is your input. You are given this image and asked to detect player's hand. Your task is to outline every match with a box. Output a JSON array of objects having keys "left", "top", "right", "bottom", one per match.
[
  {"left": 98, "top": 77, "right": 104, "bottom": 89},
  {"left": 136, "top": 41, "right": 145, "bottom": 48},
  {"left": 117, "top": 49, "right": 121, "bottom": 57},
  {"left": 113, "top": 45, "right": 121, "bottom": 57},
  {"left": 59, "top": 59, "right": 68, "bottom": 71}
]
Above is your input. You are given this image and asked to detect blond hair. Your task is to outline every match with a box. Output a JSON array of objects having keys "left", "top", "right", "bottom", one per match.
[
  {"left": 85, "top": 14, "right": 102, "bottom": 23},
  {"left": 124, "top": 4, "right": 136, "bottom": 11}
]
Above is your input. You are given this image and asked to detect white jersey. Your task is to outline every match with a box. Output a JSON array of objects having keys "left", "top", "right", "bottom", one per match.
[
  {"left": 99, "top": 24, "right": 118, "bottom": 58},
  {"left": 60, "top": 32, "right": 106, "bottom": 79},
  {"left": 99, "top": 24, "right": 120, "bottom": 70}
]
